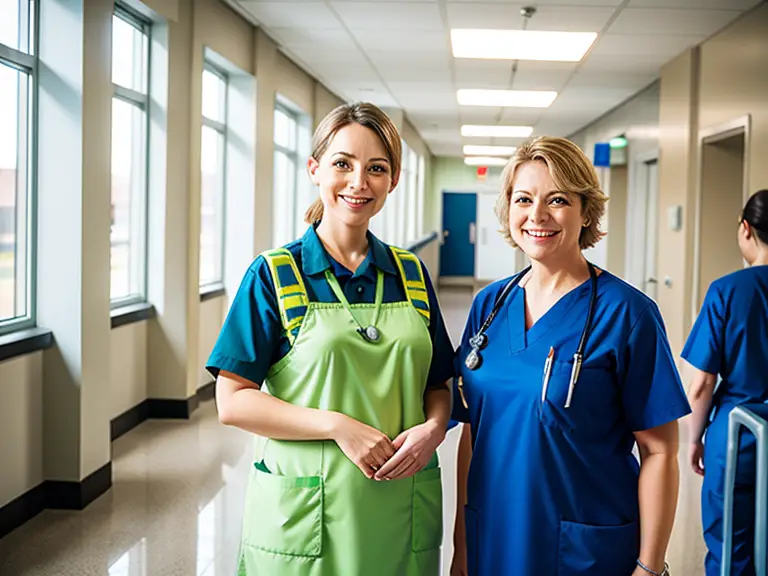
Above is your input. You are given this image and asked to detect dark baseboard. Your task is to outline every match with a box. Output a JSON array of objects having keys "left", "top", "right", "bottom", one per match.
[
  {"left": 1, "top": 386, "right": 217, "bottom": 540},
  {"left": 111, "top": 400, "right": 149, "bottom": 441},
  {"left": 147, "top": 397, "right": 194, "bottom": 419},
  {"left": 0, "top": 462, "right": 112, "bottom": 540},
  {"left": 0, "top": 481, "right": 46, "bottom": 540},
  {"left": 110, "top": 385, "right": 215, "bottom": 441},
  {"left": 46, "top": 462, "right": 112, "bottom": 510},
  {"left": 197, "top": 381, "right": 215, "bottom": 402}
]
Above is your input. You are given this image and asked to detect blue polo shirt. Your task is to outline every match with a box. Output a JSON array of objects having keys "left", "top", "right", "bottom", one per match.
[{"left": 206, "top": 225, "right": 454, "bottom": 391}]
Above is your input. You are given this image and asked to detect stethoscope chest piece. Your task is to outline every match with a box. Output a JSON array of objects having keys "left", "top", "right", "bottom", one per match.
[
  {"left": 465, "top": 347, "right": 482, "bottom": 370},
  {"left": 359, "top": 325, "right": 381, "bottom": 343}
]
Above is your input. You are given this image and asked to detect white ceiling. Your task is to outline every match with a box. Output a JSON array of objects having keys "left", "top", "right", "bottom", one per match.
[{"left": 229, "top": 0, "right": 761, "bottom": 156}]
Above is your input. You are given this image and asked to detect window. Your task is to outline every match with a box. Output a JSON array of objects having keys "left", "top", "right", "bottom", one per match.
[
  {"left": 273, "top": 102, "right": 309, "bottom": 246},
  {"left": 200, "top": 66, "right": 227, "bottom": 288},
  {"left": 110, "top": 6, "right": 150, "bottom": 306},
  {"left": 0, "top": 0, "right": 36, "bottom": 334}
]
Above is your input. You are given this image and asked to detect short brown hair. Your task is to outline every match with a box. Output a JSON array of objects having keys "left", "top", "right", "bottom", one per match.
[
  {"left": 304, "top": 102, "right": 402, "bottom": 224},
  {"left": 495, "top": 136, "right": 607, "bottom": 250}
]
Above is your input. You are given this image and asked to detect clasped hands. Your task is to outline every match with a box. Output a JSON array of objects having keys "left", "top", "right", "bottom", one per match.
[{"left": 330, "top": 412, "right": 445, "bottom": 481}]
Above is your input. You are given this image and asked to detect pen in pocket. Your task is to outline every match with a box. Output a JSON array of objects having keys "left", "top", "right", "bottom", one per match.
[{"left": 541, "top": 346, "right": 554, "bottom": 403}]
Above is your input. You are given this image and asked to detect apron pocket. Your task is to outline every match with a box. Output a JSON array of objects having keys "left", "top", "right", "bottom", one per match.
[
  {"left": 412, "top": 467, "right": 443, "bottom": 552},
  {"left": 557, "top": 519, "right": 638, "bottom": 576},
  {"left": 243, "top": 463, "right": 323, "bottom": 558}
]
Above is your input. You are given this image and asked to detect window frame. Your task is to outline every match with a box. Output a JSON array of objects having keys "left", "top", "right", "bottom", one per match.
[
  {"left": 0, "top": 0, "right": 38, "bottom": 337},
  {"left": 199, "top": 62, "right": 228, "bottom": 291},
  {"left": 109, "top": 4, "right": 152, "bottom": 310},
  {"left": 273, "top": 101, "right": 301, "bottom": 243}
]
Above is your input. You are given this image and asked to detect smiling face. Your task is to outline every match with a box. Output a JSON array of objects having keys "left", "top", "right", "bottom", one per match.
[
  {"left": 307, "top": 122, "right": 396, "bottom": 230},
  {"left": 508, "top": 160, "right": 586, "bottom": 263}
]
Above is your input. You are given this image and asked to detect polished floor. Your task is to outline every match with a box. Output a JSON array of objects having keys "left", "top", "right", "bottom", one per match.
[{"left": 0, "top": 287, "right": 707, "bottom": 575}]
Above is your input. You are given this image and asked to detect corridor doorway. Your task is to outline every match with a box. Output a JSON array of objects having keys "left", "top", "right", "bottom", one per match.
[{"left": 694, "top": 117, "right": 750, "bottom": 310}]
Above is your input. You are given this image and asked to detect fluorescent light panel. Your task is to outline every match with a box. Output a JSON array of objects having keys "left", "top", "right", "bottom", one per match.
[
  {"left": 464, "top": 156, "right": 509, "bottom": 167},
  {"left": 451, "top": 29, "right": 597, "bottom": 62},
  {"left": 461, "top": 125, "right": 533, "bottom": 138},
  {"left": 464, "top": 145, "right": 517, "bottom": 156},
  {"left": 457, "top": 89, "right": 557, "bottom": 108}
]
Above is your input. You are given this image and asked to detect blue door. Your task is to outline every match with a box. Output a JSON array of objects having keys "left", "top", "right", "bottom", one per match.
[{"left": 440, "top": 192, "right": 477, "bottom": 277}]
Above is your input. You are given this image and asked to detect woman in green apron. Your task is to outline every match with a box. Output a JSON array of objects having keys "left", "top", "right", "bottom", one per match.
[{"left": 207, "top": 102, "right": 453, "bottom": 575}]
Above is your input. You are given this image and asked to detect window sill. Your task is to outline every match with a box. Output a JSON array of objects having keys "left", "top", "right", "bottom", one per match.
[
  {"left": 200, "top": 285, "right": 225, "bottom": 302},
  {"left": 111, "top": 302, "right": 156, "bottom": 329},
  {"left": 0, "top": 327, "right": 54, "bottom": 363}
]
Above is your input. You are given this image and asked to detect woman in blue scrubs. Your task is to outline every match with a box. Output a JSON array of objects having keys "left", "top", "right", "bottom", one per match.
[
  {"left": 682, "top": 188, "right": 768, "bottom": 576},
  {"left": 450, "top": 136, "right": 691, "bottom": 576}
]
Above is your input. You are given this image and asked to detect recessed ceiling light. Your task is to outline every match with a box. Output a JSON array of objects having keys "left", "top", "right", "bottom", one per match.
[
  {"left": 461, "top": 125, "right": 533, "bottom": 138},
  {"left": 464, "top": 156, "right": 509, "bottom": 167},
  {"left": 457, "top": 89, "right": 557, "bottom": 108},
  {"left": 463, "top": 145, "right": 517, "bottom": 156},
  {"left": 451, "top": 29, "right": 597, "bottom": 62}
]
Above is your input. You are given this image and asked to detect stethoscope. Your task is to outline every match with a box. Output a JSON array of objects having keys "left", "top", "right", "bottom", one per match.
[{"left": 462, "top": 262, "right": 599, "bottom": 409}]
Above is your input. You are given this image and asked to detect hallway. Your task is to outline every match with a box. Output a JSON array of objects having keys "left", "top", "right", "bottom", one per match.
[{"left": 0, "top": 286, "right": 709, "bottom": 576}]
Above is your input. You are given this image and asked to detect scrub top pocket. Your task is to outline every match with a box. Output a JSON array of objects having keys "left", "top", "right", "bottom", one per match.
[
  {"left": 411, "top": 466, "right": 443, "bottom": 552},
  {"left": 557, "top": 519, "right": 638, "bottom": 576},
  {"left": 539, "top": 361, "right": 618, "bottom": 439},
  {"left": 242, "top": 462, "right": 324, "bottom": 558}
]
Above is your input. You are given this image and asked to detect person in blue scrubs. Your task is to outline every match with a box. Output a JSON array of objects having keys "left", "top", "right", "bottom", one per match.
[
  {"left": 682, "top": 188, "right": 768, "bottom": 576},
  {"left": 450, "top": 136, "right": 691, "bottom": 576}
]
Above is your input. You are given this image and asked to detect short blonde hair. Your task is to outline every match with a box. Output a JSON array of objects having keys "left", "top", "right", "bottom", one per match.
[
  {"left": 495, "top": 136, "right": 607, "bottom": 250},
  {"left": 304, "top": 102, "right": 402, "bottom": 224}
]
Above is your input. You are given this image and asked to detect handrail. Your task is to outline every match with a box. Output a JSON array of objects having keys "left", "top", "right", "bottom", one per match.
[
  {"left": 721, "top": 403, "right": 768, "bottom": 576},
  {"left": 404, "top": 231, "right": 439, "bottom": 255}
]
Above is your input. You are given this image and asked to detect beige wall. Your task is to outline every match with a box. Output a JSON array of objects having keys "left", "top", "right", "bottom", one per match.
[
  {"left": 658, "top": 2, "right": 768, "bottom": 357},
  {"left": 698, "top": 5, "right": 768, "bottom": 199},
  {"left": 0, "top": 354, "right": 43, "bottom": 508},
  {"left": 111, "top": 323, "right": 148, "bottom": 420},
  {"left": 657, "top": 48, "right": 700, "bottom": 360},
  {"left": 568, "top": 82, "right": 660, "bottom": 275},
  {"left": 606, "top": 165, "right": 628, "bottom": 276},
  {"left": 198, "top": 297, "right": 224, "bottom": 388}
]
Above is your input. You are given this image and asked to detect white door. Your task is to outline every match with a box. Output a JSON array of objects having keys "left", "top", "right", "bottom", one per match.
[
  {"left": 474, "top": 193, "right": 521, "bottom": 281},
  {"left": 643, "top": 160, "right": 659, "bottom": 300}
]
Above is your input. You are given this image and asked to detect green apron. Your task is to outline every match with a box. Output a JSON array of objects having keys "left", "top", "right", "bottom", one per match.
[{"left": 237, "top": 247, "right": 444, "bottom": 575}]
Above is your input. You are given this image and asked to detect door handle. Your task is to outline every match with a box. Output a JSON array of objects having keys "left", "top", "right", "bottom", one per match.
[
  {"left": 646, "top": 277, "right": 658, "bottom": 284},
  {"left": 469, "top": 222, "right": 476, "bottom": 245}
]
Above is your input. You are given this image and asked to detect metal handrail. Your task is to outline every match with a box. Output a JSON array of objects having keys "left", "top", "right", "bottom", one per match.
[{"left": 721, "top": 404, "right": 768, "bottom": 576}]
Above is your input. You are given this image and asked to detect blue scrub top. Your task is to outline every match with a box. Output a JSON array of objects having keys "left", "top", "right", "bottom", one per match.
[
  {"left": 682, "top": 265, "right": 768, "bottom": 408},
  {"left": 207, "top": 225, "right": 455, "bottom": 391},
  {"left": 452, "top": 270, "right": 691, "bottom": 575}
]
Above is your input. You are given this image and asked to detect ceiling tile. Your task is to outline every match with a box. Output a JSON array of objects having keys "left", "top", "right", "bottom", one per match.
[
  {"left": 446, "top": 4, "right": 617, "bottom": 32},
  {"left": 331, "top": 2, "right": 444, "bottom": 31},
  {"left": 608, "top": 8, "right": 742, "bottom": 35},
  {"left": 352, "top": 31, "right": 448, "bottom": 52},
  {"left": 628, "top": 0, "right": 761, "bottom": 9},
  {"left": 578, "top": 53, "right": 668, "bottom": 74},
  {"left": 446, "top": 0, "right": 623, "bottom": 4},
  {"left": 454, "top": 60, "right": 576, "bottom": 90},
  {"left": 238, "top": 1, "right": 341, "bottom": 28},
  {"left": 588, "top": 33, "right": 707, "bottom": 57},
  {"left": 269, "top": 27, "right": 356, "bottom": 49},
  {"left": 368, "top": 51, "right": 452, "bottom": 82}
]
